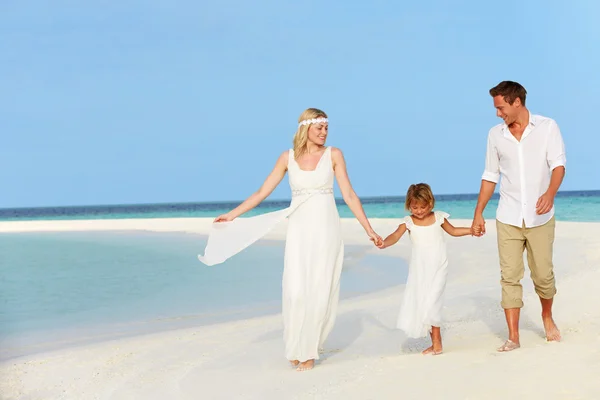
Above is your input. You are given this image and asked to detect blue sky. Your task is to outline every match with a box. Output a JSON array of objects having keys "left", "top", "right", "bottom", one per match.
[{"left": 1, "top": 1, "right": 599, "bottom": 208}]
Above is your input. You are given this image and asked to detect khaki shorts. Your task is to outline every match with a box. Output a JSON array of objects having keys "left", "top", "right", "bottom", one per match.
[{"left": 496, "top": 217, "right": 557, "bottom": 309}]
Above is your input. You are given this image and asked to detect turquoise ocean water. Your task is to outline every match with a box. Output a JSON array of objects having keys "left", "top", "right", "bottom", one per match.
[
  {"left": 1, "top": 191, "right": 598, "bottom": 360},
  {"left": 1, "top": 191, "right": 600, "bottom": 222}
]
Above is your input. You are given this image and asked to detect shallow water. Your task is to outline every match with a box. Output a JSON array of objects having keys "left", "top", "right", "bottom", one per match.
[{"left": 0, "top": 231, "right": 406, "bottom": 360}]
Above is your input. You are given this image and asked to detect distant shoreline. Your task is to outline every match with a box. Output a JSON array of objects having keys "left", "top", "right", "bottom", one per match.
[{"left": 2, "top": 189, "right": 599, "bottom": 212}]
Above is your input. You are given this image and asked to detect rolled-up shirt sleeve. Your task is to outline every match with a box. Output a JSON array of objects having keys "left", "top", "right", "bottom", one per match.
[
  {"left": 547, "top": 120, "right": 566, "bottom": 170},
  {"left": 481, "top": 132, "right": 500, "bottom": 183}
]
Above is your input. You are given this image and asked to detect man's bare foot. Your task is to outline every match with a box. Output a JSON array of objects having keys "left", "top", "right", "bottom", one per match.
[
  {"left": 296, "top": 359, "right": 314, "bottom": 371},
  {"left": 542, "top": 315, "right": 561, "bottom": 342},
  {"left": 497, "top": 339, "right": 520, "bottom": 352},
  {"left": 289, "top": 360, "right": 299, "bottom": 367}
]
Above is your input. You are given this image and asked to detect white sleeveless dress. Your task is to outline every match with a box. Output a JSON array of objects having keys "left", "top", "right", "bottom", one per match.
[
  {"left": 283, "top": 146, "right": 344, "bottom": 361},
  {"left": 397, "top": 211, "right": 449, "bottom": 338},
  {"left": 198, "top": 146, "right": 344, "bottom": 362}
]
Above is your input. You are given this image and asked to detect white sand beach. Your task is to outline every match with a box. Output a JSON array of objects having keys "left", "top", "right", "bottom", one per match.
[{"left": 1, "top": 217, "right": 599, "bottom": 399}]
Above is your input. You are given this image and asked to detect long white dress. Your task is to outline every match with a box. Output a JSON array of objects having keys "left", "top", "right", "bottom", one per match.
[
  {"left": 198, "top": 146, "right": 344, "bottom": 362},
  {"left": 397, "top": 211, "right": 449, "bottom": 338}
]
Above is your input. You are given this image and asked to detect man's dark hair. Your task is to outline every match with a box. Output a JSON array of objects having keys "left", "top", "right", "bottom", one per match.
[{"left": 489, "top": 81, "right": 527, "bottom": 106}]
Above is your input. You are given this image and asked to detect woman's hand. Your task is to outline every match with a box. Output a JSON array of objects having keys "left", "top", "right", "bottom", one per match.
[{"left": 214, "top": 213, "right": 235, "bottom": 223}]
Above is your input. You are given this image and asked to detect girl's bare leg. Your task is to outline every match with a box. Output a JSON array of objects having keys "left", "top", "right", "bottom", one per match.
[{"left": 422, "top": 327, "right": 443, "bottom": 355}]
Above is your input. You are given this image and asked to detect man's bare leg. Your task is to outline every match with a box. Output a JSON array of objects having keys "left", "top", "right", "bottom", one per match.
[
  {"left": 505, "top": 308, "right": 520, "bottom": 344},
  {"left": 497, "top": 308, "right": 521, "bottom": 352},
  {"left": 540, "top": 297, "right": 561, "bottom": 341}
]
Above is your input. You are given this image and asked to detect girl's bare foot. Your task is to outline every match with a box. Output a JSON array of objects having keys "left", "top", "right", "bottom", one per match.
[
  {"left": 289, "top": 360, "right": 300, "bottom": 367},
  {"left": 422, "top": 345, "right": 443, "bottom": 355},
  {"left": 296, "top": 359, "right": 314, "bottom": 371}
]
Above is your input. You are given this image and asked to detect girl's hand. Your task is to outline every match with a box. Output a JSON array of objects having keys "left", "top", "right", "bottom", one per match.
[
  {"left": 214, "top": 213, "right": 235, "bottom": 223},
  {"left": 471, "top": 225, "right": 481, "bottom": 236}
]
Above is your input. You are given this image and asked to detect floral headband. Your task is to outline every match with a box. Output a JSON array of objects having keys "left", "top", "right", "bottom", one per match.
[{"left": 298, "top": 117, "right": 328, "bottom": 128}]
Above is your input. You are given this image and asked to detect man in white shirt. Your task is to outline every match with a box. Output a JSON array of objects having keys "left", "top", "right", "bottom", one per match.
[{"left": 471, "top": 81, "right": 566, "bottom": 352}]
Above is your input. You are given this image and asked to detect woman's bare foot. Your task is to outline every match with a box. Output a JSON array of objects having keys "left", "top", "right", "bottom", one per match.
[
  {"left": 296, "top": 359, "right": 314, "bottom": 371},
  {"left": 289, "top": 360, "right": 300, "bottom": 367},
  {"left": 542, "top": 315, "right": 561, "bottom": 342}
]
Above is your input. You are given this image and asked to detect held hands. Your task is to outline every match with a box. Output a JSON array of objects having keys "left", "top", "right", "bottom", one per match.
[
  {"left": 470, "top": 225, "right": 481, "bottom": 236},
  {"left": 368, "top": 230, "right": 384, "bottom": 248},
  {"left": 536, "top": 192, "right": 555, "bottom": 215},
  {"left": 471, "top": 214, "right": 486, "bottom": 237}
]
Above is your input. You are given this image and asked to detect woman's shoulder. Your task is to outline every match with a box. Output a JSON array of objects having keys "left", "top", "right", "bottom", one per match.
[
  {"left": 277, "top": 150, "right": 292, "bottom": 167},
  {"left": 330, "top": 147, "right": 345, "bottom": 162}
]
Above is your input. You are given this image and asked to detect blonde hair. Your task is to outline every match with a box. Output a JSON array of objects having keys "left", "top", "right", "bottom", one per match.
[
  {"left": 405, "top": 183, "right": 435, "bottom": 210},
  {"left": 293, "top": 108, "right": 328, "bottom": 158}
]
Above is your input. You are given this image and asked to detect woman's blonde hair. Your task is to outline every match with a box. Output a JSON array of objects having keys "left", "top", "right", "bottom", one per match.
[
  {"left": 405, "top": 183, "right": 435, "bottom": 210},
  {"left": 293, "top": 108, "right": 328, "bottom": 158}
]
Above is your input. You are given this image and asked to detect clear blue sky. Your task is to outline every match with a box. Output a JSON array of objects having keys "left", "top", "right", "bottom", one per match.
[{"left": 1, "top": 1, "right": 599, "bottom": 208}]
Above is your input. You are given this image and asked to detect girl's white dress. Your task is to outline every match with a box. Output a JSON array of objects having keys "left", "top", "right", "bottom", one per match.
[
  {"left": 397, "top": 211, "right": 449, "bottom": 338},
  {"left": 198, "top": 146, "right": 343, "bottom": 362}
]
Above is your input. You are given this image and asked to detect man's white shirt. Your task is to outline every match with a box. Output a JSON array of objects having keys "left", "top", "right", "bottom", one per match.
[{"left": 482, "top": 113, "right": 566, "bottom": 228}]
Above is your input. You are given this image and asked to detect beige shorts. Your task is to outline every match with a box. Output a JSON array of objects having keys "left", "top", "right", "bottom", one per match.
[{"left": 496, "top": 217, "right": 557, "bottom": 309}]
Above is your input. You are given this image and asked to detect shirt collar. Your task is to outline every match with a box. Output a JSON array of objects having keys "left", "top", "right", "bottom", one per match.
[{"left": 502, "top": 111, "right": 536, "bottom": 138}]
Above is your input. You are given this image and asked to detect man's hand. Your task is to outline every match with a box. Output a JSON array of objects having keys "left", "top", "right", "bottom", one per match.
[{"left": 536, "top": 192, "right": 555, "bottom": 215}]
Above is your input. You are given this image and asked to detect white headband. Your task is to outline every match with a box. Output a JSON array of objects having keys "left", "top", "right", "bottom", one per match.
[{"left": 298, "top": 117, "right": 328, "bottom": 128}]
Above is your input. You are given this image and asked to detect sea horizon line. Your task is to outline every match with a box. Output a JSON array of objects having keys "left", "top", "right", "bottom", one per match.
[{"left": 1, "top": 189, "right": 599, "bottom": 212}]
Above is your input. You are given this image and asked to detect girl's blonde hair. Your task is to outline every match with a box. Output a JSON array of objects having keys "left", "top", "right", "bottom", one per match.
[
  {"left": 293, "top": 108, "right": 328, "bottom": 158},
  {"left": 405, "top": 183, "right": 435, "bottom": 210}
]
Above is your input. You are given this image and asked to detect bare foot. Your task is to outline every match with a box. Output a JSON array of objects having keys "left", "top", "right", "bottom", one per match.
[
  {"left": 542, "top": 315, "right": 561, "bottom": 342},
  {"left": 296, "top": 359, "right": 314, "bottom": 371},
  {"left": 422, "top": 345, "right": 443, "bottom": 355},
  {"left": 289, "top": 360, "right": 299, "bottom": 367},
  {"left": 497, "top": 339, "right": 520, "bottom": 352},
  {"left": 421, "top": 341, "right": 444, "bottom": 356}
]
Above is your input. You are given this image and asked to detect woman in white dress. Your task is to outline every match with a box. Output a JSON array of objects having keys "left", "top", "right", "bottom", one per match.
[
  {"left": 206, "top": 108, "right": 383, "bottom": 371},
  {"left": 376, "top": 183, "right": 473, "bottom": 355}
]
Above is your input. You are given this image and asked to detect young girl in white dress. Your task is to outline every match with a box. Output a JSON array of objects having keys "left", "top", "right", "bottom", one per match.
[{"left": 377, "top": 183, "right": 473, "bottom": 355}]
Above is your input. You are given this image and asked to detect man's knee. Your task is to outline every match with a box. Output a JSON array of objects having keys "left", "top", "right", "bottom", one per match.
[
  {"left": 533, "top": 271, "right": 557, "bottom": 299},
  {"left": 501, "top": 283, "right": 524, "bottom": 309}
]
